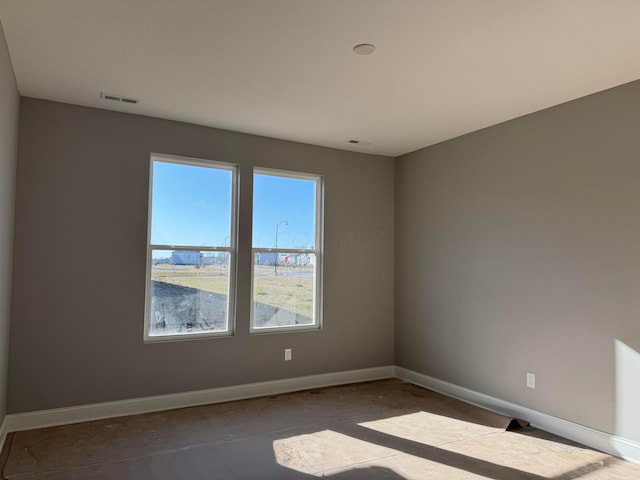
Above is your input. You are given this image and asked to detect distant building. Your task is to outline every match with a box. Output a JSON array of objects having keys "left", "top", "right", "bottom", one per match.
[
  {"left": 256, "top": 252, "right": 278, "bottom": 266},
  {"left": 171, "top": 250, "right": 202, "bottom": 265},
  {"left": 285, "top": 253, "right": 313, "bottom": 266},
  {"left": 255, "top": 252, "right": 313, "bottom": 266}
]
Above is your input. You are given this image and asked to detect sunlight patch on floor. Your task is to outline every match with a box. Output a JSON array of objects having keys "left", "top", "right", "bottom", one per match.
[
  {"left": 273, "top": 429, "right": 400, "bottom": 475},
  {"left": 358, "top": 411, "right": 504, "bottom": 446}
]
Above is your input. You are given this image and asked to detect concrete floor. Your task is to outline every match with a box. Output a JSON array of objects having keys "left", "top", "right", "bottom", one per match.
[{"left": 2, "top": 379, "right": 639, "bottom": 479}]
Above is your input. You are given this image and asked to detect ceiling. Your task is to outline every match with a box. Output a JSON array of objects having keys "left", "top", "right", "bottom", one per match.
[{"left": 1, "top": 0, "right": 640, "bottom": 157}]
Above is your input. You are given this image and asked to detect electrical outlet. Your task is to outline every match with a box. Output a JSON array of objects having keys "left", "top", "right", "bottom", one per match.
[
  {"left": 284, "top": 348, "right": 292, "bottom": 361},
  {"left": 526, "top": 372, "right": 536, "bottom": 389}
]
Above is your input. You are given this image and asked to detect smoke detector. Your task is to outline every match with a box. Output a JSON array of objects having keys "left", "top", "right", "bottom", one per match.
[{"left": 353, "top": 44, "right": 376, "bottom": 55}]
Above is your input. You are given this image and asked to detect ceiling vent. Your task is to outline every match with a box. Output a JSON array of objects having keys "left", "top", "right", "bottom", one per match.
[{"left": 100, "top": 92, "right": 140, "bottom": 105}]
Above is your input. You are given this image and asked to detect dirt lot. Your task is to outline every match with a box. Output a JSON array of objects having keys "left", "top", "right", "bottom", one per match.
[{"left": 149, "top": 264, "right": 314, "bottom": 334}]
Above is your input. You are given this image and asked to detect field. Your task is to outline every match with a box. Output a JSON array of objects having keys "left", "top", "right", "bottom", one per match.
[{"left": 149, "top": 263, "right": 314, "bottom": 334}]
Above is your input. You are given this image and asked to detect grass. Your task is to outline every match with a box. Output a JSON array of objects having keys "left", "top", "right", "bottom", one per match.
[
  {"left": 253, "top": 265, "right": 314, "bottom": 318},
  {"left": 151, "top": 264, "right": 314, "bottom": 318}
]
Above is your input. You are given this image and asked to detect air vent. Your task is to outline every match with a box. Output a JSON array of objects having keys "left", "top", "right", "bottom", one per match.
[{"left": 100, "top": 92, "right": 140, "bottom": 105}]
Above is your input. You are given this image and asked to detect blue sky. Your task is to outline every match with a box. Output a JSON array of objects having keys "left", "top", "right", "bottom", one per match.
[
  {"left": 150, "top": 161, "right": 316, "bottom": 252},
  {"left": 253, "top": 172, "right": 316, "bottom": 249}
]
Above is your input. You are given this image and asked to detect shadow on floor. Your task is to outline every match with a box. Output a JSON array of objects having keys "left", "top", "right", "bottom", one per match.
[{"left": 2, "top": 379, "right": 633, "bottom": 479}]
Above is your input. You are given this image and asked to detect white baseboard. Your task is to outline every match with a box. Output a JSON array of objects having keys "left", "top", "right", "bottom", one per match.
[
  {"left": 3, "top": 366, "right": 394, "bottom": 434},
  {"left": 395, "top": 366, "right": 640, "bottom": 466},
  {"left": 3, "top": 365, "right": 639, "bottom": 467}
]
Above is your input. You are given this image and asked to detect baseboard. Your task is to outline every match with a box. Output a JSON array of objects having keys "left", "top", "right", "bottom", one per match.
[
  {"left": 395, "top": 366, "right": 640, "bottom": 465},
  {"left": 5, "top": 365, "right": 639, "bottom": 466},
  {"left": 3, "top": 365, "right": 395, "bottom": 433}
]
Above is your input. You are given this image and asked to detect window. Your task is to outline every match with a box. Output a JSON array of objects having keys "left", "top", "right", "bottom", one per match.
[
  {"left": 251, "top": 168, "right": 323, "bottom": 332},
  {"left": 145, "top": 154, "right": 237, "bottom": 341}
]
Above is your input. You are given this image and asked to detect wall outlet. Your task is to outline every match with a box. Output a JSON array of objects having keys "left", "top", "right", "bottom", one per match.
[
  {"left": 526, "top": 372, "right": 536, "bottom": 389},
  {"left": 284, "top": 348, "right": 292, "bottom": 361}
]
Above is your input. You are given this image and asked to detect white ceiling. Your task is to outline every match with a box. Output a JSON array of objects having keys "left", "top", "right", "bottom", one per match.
[{"left": 1, "top": 1, "right": 640, "bottom": 157}]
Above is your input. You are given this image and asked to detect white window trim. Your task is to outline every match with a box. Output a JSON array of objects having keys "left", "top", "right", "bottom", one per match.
[
  {"left": 144, "top": 153, "right": 238, "bottom": 343},
  {"left": 250, "top": 167, "right": 324, "bottom": 334}
]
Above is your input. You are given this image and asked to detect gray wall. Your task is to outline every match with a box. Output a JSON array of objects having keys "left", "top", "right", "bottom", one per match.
[
  {"left": 0, "top": 20, "right": 18, "bottom": 424},
  {"left": 396, "top": 80, "right": 640, "bottom": 443},
  {"left": 9, "top": 49, "right": 639, "bottom": 450},
  {"left": 8, "top": 98, "right": 395, "bottom": 413}
]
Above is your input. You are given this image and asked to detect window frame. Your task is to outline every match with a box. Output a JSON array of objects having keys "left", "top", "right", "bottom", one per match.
[
  {"left": 250, "top": 167, "right": 324, "bottom": 334},
  {"left": 144, "top": 153, "right": 238, "bottom": 343}
]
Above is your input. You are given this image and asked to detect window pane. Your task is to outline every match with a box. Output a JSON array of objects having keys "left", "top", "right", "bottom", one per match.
[
  {"left": 149, "top": 249, "right": 230, "bottom": 336},
  {"left": 151, "top": 161, "right": 232, "bottom": 247},
  {"left": 252, "top": 252, "right": 316, "bottom": 329},
  {"left": 252, "top": 173, "right": 316, "bottom": 249}
]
